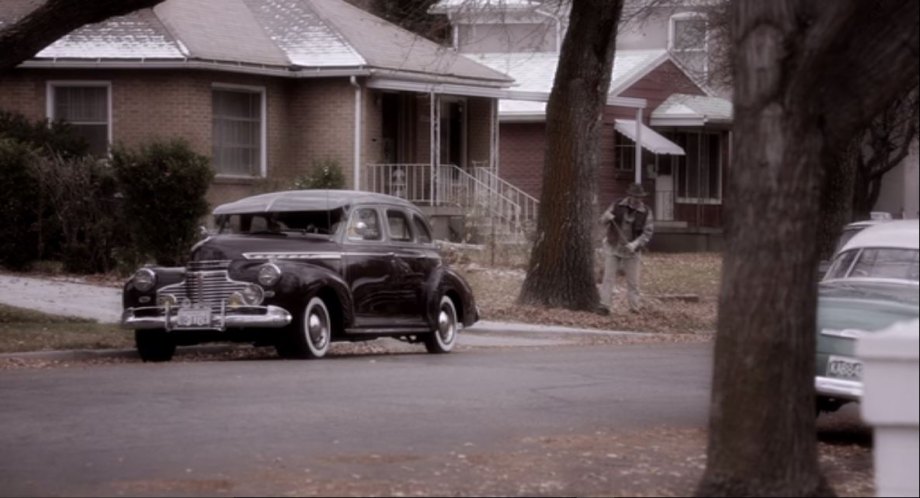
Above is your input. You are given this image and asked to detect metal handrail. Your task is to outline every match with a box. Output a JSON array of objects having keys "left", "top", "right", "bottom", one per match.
[
  {"left": 473, "top": 167, "right": 540, "bottom": 229},
  {"left": 364, "top": 163, "right": 529, "bottom": 236}
]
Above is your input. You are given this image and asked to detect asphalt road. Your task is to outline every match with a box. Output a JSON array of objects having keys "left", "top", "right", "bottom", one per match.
[{"left": 0, "top": 342, "right": 712, "bottom": 496}]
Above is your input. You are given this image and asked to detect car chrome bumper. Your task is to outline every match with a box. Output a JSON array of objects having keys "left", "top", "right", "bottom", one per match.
[
  {"left": 815, "top": 376, "right": 863, "bottom": 400},
  {"left": 121, "top": 305, "right": 292, "bottom": 331}
]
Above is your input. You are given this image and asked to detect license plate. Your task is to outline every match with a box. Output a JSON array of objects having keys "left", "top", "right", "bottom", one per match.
[
  {"left": 175, "top": 308, "right": 212, "bottom": 328},
  {"left": 827, "top": 355, "right": 863, "bottom": 380}
]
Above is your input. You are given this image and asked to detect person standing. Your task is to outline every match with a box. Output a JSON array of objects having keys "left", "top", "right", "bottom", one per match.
[{"left": 599, "top": 183, "right": 654, "bottom": 313}]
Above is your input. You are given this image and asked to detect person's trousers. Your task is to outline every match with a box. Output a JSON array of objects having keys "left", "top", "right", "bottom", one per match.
[{"left": 600, "top": 248, "right": 641, "bottom": 311}]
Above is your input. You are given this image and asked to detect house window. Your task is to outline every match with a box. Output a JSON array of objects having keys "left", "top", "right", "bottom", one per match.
[
  {"left": 47, "top": 82, "right": 110, "bottom": 156},
  {"left": 614, "top": 131, "right": 635, "bottom": 171},
  {"left": 669, "top": 13, "right": 708, "bottom": 78},
  {"left": 212, "top": 86, "right": 265, "bottom": 177},
  {"left": 666, "top": 131, "right": 722, "bottom": 204}
]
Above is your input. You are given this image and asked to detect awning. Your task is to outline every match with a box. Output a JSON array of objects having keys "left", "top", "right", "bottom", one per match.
[{"left": 614, "top": 119, "right": 685, "bottom": 155}]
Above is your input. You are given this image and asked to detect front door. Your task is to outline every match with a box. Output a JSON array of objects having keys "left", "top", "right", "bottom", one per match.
[{"left": 343, "top": 207, "right": 401, "bottom": 327}]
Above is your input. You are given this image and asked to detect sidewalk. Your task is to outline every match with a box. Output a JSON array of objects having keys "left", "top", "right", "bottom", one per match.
[{"left": 0, "top": 273, "right": 646, "bottom": 359}]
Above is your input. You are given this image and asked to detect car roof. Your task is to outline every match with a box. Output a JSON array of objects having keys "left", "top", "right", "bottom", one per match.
[
  {"left": 841, "top": 219, "right": 919, "bottom": 252},
  {"left": 213, "top": 189, "right": 417, "bottom": 215}
]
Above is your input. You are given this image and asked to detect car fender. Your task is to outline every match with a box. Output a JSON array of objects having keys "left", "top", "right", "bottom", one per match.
[
  {"left": 265, "top": 261, "right": 355, "bottom": 329},
  {"left": 425, "top": 266, "right": 479, "bottom": 328},
  {"left": 123, "top": 266, "right": 186, "bottom": 308}
]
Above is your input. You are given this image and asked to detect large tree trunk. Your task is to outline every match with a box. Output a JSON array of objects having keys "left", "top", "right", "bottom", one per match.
[
  {"left": 697, "top": 1, "right": 918, "bottom": 496},
  {"left": 0, "top": 0, "right": 165, "bottom": 71},
  {"left": 518, "top": 0, "right": 623, "bottom": 311},
  {"left": 817, "top": 145, "right": 856, "bottom": 260}
]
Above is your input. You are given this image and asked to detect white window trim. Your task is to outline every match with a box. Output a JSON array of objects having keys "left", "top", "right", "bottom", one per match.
[
  {"left": 668, "top": 12, "right": 708, "bottom": 52},
  {"left": 45, "top": 80, "right": 113, "bottom": 152},
  {"left": 211, "top": 83, "right": 267, "bottom": 178}
]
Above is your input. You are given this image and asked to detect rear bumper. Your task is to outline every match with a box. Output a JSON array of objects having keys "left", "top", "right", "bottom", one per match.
[
  {"left": 122, "top": 305, "right": 292, "bottom": 331},
  {"left": 815, "top": 376, "right": 863, "bottom": 401}
]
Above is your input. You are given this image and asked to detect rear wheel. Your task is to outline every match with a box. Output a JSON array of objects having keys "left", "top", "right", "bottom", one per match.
[
  {"left": 135, "top": 329, "right": 176, "bottom": 362},
  {"left": 425, "top": 296, "right": 458, "bottom": 354},
  {"left": 816, "top": 396, "right": 844, "bottom": 416},
  {"left": 276, "top": 297, "right": 332, "bottom": 359}
]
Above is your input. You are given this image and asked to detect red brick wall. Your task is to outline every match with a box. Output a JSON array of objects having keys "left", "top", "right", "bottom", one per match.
[
  {"left": 498, "top": 122, "right": 545, "bottom": 199},
  {"left": 0, "top": 69, "right": 363, "bottom": 207},
  {"left": 494, "top": 60, "right": 722, "bottom": 228}
]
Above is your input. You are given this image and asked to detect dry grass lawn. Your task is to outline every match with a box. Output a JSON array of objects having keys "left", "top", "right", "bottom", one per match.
[{"left": 450, "top": 245, "right": 721, "bottom": 334}]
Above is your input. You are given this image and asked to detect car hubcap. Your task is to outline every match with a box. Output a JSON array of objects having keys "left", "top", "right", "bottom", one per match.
[
  {"left": 438, "top": 307, "right": 454, "bottom": 343},
  {"left": 308, "top": 310, "right": 328, "bottom": 349}
]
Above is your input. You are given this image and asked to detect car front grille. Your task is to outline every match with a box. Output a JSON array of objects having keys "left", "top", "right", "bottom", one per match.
[{"left": 158, "top": 266, "right": 251, "bottom": 312}]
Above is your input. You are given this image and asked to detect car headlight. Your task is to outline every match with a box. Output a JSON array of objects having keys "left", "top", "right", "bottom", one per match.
[
  {"left": 229, "top": 284, "right": 264, "bottom": 307},
  {"left": 258, "top": 263, "right": 282, "bottom": 287},
  {"left": 133, "top": 268, "right": 156, "bottom": 292}
]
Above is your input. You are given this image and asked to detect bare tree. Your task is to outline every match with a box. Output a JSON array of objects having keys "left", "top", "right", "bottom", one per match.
[
  {"left": 0, "top": 0, "right": 166, "bottom": 71},
  {"left": 517, "top": 0, "right": 623, "bottom": 311},
  {"left": 696, "top": 1, "right": 919, "bottom": 496},
  {"left": 851, "top": 88, "right": 920, "bottom": 219}
]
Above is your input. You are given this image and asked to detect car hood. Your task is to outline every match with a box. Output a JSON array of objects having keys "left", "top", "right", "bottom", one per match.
[{"left": 191, "top": 234, "right": 341, "bottom": 262}]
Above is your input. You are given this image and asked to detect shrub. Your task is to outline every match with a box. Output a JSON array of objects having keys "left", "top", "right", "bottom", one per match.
[
  {"left": 0, "top": 110, "right": 88, "bottom": 159},
  {"left": 33, "top": 154, "right": 125, "bottom": 273},
  {"left": 0, "top": 139, "right": 41, "bottom": 270},
  {"left": 293, "top": 159, "right": 346, "bottom": 190},
  {"left": 112, "top": 139, "right": 214, "bottom": 266}
]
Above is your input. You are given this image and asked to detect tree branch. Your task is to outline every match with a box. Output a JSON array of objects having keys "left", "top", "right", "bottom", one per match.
[
  {"left": 795, "top": 0, "right": 920, "bottom": 147},
  {"left": 0, "top": 0, "right": 166, "bottom": 71}
]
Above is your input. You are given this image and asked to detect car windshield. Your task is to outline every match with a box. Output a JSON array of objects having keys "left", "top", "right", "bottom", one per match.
[
  {"left": 825, "top": 247, "right": 920, "bottom": 282},
  {"left": 217, "top": 209, "right": 346, "bottom": 237},
  {"left": 832, "top": 226, "right": 865, "bottom": 255}
]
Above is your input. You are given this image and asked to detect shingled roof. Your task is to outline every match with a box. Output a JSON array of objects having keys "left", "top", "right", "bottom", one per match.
[{"left": 2, "top": 0, "right": 511, "bottom": 86}]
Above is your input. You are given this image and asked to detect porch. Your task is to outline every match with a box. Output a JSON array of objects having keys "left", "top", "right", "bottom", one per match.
[{"left": 362, "top": 162, "right": 539, "bottom": 242}]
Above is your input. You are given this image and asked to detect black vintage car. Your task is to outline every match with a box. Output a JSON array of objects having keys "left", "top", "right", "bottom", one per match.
[{"left": 121, "top": 190, "right": 479, "bottom": 362}]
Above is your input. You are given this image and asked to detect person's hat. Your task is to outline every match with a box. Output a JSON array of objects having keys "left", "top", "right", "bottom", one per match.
[{"left": 626, "top": 183, "right": 648, "bottom": 197}]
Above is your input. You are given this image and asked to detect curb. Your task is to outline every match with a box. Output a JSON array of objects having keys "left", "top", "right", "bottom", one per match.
[{"left": 0, "top": 322, "right": 650, "bottom": 362}]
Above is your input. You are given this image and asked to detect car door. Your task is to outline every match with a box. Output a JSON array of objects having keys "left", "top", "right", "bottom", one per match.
[
  {"left": 343, "top": 206, "right": 402, "bottom": 327},
  {"left": 384, "top": 208, "right": 433, "bottom": 324}
]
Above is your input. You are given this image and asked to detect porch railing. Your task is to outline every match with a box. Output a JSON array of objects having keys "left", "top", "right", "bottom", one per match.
[
  {"left": 363, "top": 163, "right": 534, "bottom": 238},
  {"left": 473, "top": 167, "right": 540, "bottom": 232}
]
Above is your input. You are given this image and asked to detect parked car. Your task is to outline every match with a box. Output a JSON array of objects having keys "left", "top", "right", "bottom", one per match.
[
  {"left": 815, "top": 219, "right": 919, "bottom": 413},
  {"left": 121, "top": 190, "right": 479, "bottom": 362},
  {"left": 816, "top": 213, "right": 892, "bottom": 279}
]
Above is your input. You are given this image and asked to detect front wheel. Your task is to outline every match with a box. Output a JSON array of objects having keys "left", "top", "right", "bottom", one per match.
[
  {"left": 135, "top": 329, "right": 176, "bottom": 362},
  {"left": 425, "top": 296, "right": 459, "bottom": 354},
  {"left": 276, "top": 297, "right": 332, "bottom": 359}
]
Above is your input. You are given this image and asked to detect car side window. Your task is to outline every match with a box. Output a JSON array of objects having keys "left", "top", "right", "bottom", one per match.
[
  {"left": 826, "top": 249, "right": 858, "bottom": 280},
  {"left": 850, "top": 248, "right": 920, "bottom": 281},
  {"left": 346, "top": 207, "right": 381, "bottom": 241},
  {"left": 412, "top": 214, "right": 433, "bottom": 244},
  {"left": 386, "top": 209, "right": 413, "bottom": 243}
]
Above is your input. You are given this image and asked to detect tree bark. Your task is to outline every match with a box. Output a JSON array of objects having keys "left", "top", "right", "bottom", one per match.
[
  {"left": 517, "top": 0, "right": 623, "bottom": 311},
  {"left": 0, "top": 0, "right": 166, "bottom": 71},
  {"left": 817, "top": 145, "right": 856, "bottom": 259},
  {"left": 696, "top": 1, "right": 918, "bottom": 496}
]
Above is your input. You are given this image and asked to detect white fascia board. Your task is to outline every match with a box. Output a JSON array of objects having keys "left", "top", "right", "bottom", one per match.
[
  {"left": 368, "top": 79, "right": 645, "bottom": 108},
  {"left": 500, "top": 113, "right": 546, "bottom": 123},
  {"left": 20, "top": 58, "right": 372, "bottom": 78},
  {"left": 368, "top": 78, "right": 512, "bottom": 98},
  {"left": 608, "top": 51, "right": 671, "bottom": 96},
  {"left": 650, "top": 116, "right": 706, "bottom": 127}
]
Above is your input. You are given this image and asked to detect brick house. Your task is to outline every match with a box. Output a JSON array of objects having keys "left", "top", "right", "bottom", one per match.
[
  {"left": 0, "top": 0, "right": 513, "bottom": 236},
  {"left": 431, "top": 0, "right": 734, "bottom": 250}
]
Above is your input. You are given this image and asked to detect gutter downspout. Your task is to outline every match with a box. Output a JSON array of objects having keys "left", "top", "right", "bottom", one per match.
[{"left": 350, "top": 76, "right": 362, "bottom": 190}]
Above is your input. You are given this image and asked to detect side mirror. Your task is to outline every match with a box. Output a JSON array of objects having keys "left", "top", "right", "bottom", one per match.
[{"left": 198, "top": 225, "right": 211, "bottom": 239}]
